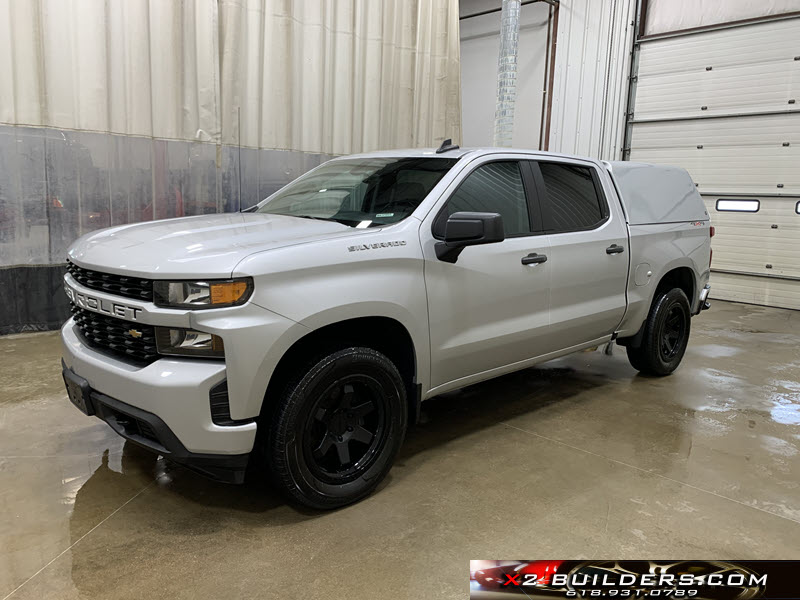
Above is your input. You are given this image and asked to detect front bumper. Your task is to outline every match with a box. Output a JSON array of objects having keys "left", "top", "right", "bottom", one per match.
[
  {"left": 61, "top": 319, "right": 257, "bottom": 458},
  {"left": 62, "top": 359, "right": 249, "bottom": 483}
]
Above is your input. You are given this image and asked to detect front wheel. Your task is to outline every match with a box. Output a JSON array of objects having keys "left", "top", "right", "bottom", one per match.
[
  {"left": 266, "top": 347, "right": 407, "bottom": 509},
  {"left": 626, "top": 287, "right": 691, "bottom": 376}
]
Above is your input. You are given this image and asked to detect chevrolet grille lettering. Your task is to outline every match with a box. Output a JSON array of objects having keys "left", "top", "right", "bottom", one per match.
[{"left": 64, "top": 285, "right": 142, "bottom": 321}]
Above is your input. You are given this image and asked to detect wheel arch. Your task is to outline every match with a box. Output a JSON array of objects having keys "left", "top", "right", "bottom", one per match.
[
  {"left": 262, "top": 316, "right": 421, "bottom": 426},
  {"left": 618, "top": 263, "right": 697, "bottom": 348},
  {"left": 655, "top": 265, "right": 696, "bottom": 305}
]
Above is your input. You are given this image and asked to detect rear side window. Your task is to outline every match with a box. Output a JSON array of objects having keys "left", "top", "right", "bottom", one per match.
[
  {"left": 538, "top": 162, "right": 606, "bottom": 232},
  {"left": 436, "top": 161, "right": 532, "bottom": 237}
]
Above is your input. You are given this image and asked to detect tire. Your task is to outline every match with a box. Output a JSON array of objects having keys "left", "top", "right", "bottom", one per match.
[
  {"left": 626, "top": 287, "right": 691, "bottom": 376},
  {"left": 266, "top": 347, "right": 407, "bottom": 509}
]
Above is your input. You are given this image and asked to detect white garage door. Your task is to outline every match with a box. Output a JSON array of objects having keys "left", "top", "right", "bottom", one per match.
[{"left": 628, "top": 16, "right": 800, "bottom": 310}]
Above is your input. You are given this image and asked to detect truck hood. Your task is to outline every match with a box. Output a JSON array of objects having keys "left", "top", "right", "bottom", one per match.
[{"left": 67, "top": 213, "right": 361, "bottom": 278}]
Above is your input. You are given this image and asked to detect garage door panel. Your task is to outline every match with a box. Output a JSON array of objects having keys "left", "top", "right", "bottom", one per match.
[
  {"left": 630, "top": 144, "right": 800, "bottom": 194},
  {"left": 705, "top": 196, "right": 800, "bottom": 278},
  {"left": 630, "top": 114, "right": 800, "bottom": 150},
  {"left": 635, "top": 62, "right": 798, "bottom": 120},
  {"left": 710, "top": 271, "right": 800, "bottom": 310},
  {"left": 632, "top": 17, "right": 800, "bottom": 310},
  {"left": 638, "top": 18, "right": 799, "bottom": 77}
]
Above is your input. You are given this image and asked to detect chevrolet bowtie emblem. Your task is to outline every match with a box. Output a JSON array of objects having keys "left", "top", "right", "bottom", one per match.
[{"left": 127, "top": 329, "right": 143, "bottom": 339}]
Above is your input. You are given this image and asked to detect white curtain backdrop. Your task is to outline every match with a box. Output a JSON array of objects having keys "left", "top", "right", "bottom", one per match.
[
  {"left": 0, "top": 0, "right": 461, "bottom": 153},
  {"left": 218, "top": 0, "right": 461, "bottom": 153},
  {"left": 0, "top": 0, "right": 221, "bottom": 142}
]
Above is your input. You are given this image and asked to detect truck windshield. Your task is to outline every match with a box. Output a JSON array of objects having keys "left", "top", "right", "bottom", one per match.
[{"left": 255, "top": 157, "right": 459, "bottom": 227}]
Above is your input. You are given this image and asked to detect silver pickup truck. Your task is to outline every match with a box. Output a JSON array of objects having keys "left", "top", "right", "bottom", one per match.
[{"left": 61, "top": 144, "right": 712, "bottom": 508}]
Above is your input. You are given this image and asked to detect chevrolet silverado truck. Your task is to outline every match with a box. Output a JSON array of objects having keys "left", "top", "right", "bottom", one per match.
[{"left": 61, "top": 143, "right": 712, "bottom": 509}]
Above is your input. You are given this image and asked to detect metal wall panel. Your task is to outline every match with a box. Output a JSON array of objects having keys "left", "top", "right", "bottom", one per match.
[{"left": 548, "top": 0, "right": 636, "bottom": 160}]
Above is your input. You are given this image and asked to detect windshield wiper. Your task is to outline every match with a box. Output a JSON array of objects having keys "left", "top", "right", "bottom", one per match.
[{"left": 284, "top": 214, "right": 355, "bottom": 226}]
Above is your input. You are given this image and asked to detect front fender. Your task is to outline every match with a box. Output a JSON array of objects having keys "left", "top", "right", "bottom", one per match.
[{"left": 232, "top": 224, "right": 430, "bottom": 417}]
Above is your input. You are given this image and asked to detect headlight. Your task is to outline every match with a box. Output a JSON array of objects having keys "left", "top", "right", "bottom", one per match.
[
  {"left": 155, "top": 327, "right": 225, "bottom": 358},
  {"left": 153, "top": 278, "right": 253, "bottom": 309}
]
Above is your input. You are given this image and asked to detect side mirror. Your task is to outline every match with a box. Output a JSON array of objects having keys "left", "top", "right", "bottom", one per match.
[{"left": 435, "top": 211, "right": 505, "bottom": 263}]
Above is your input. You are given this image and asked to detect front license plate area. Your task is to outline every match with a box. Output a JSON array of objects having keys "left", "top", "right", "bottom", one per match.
[{"left": 63, "top": 367, "right": 94, "bottom": 416}]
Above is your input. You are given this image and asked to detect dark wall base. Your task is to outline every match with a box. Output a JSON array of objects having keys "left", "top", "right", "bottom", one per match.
[{"left": 0, "top": 264, "right": 70, "bottom": 335}]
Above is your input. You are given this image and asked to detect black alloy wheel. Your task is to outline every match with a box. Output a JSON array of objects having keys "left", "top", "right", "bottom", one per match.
[
  {"left": 659, "top": 304, "right": 687, "bottom": 361},
  {"left": 625, "top": 287, "right": 691, "bottom": 376},
  {"left": 267, "top": 347, "right": 407, "bottom": 509},
  {"left": 303, "top": 377, "right": 387, "bottom": 483}
]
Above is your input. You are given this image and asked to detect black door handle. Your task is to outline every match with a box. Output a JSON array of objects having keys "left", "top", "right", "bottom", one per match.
[
  {"left": 521, "top": 253, "right": 548, "bottom": 265},
  {"left": 606, "top": 244, "right": 625, "bottom": 255}
]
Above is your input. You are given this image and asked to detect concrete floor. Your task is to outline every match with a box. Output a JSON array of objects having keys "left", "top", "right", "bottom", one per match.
[{"left": 1, "top": 300, "right": 799, "bottom": 599}]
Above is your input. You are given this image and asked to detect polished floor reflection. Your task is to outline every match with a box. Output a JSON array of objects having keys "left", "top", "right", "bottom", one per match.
[{"left": 1, "top": 300, "right": 799, "bottom": 599}]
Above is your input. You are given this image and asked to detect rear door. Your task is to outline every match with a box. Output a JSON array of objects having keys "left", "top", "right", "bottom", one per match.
[
  {"left": 531, "top": 159, "right": 629, "bottom": 351},
  {"left": 422, "top": 157, "right": 551, "bottom": 389}
]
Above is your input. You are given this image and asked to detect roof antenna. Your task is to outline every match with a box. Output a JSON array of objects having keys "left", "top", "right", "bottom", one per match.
[{"left": 436, "top": 138, "right": 459, "bottom": 154}]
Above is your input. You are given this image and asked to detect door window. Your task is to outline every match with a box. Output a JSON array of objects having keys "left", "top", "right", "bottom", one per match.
[
  {"left": 435, "top": 161, "right": 533, "bottom": 237},
  {"left": 537, "top": 162, "right": 606, "bottom": 232}
]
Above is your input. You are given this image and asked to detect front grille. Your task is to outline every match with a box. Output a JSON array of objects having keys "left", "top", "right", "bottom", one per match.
[
  {"left": 67, "top": 261, "right": 153, "bottom": 302},
  {"left": 71, "top": 304, "right": 159, "bottom": 364}
]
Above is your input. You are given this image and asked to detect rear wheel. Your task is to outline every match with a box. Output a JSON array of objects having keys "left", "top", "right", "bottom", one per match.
[
  {"left": 626, "top": 287, "right": 691, "bottom": 376},
  {"left": 266, "top": 347, "right": 407, "bottom": 509}
]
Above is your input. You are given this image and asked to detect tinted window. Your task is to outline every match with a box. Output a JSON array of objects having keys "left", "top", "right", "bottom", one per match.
[
  {"left": 257, "top": 157, "right": 457, "bottom": 227},
  {"left": 438, "top": 162, "right": 531, "bottom": 236},
  {"left": 538, "top": 163, "right": 605, "bottom": 232}
]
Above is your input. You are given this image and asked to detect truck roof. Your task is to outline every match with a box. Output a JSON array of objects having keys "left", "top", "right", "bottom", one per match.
[{"left": 339, "top": 147, "right": 603, "bottom": 163}]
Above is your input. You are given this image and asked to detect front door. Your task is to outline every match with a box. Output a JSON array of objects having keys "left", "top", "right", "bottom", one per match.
[{"left": 422, "top": 158, "right": 551, "bottom": 389}]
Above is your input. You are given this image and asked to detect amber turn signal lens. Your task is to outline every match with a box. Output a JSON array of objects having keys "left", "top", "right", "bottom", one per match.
[{"left": 210, "top": 281, "right": 249, "bottom": 305}]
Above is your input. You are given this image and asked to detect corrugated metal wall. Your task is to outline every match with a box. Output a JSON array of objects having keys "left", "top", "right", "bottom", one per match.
[{"left": 548, "top": 0, "right": 636, "bottom": 160}]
